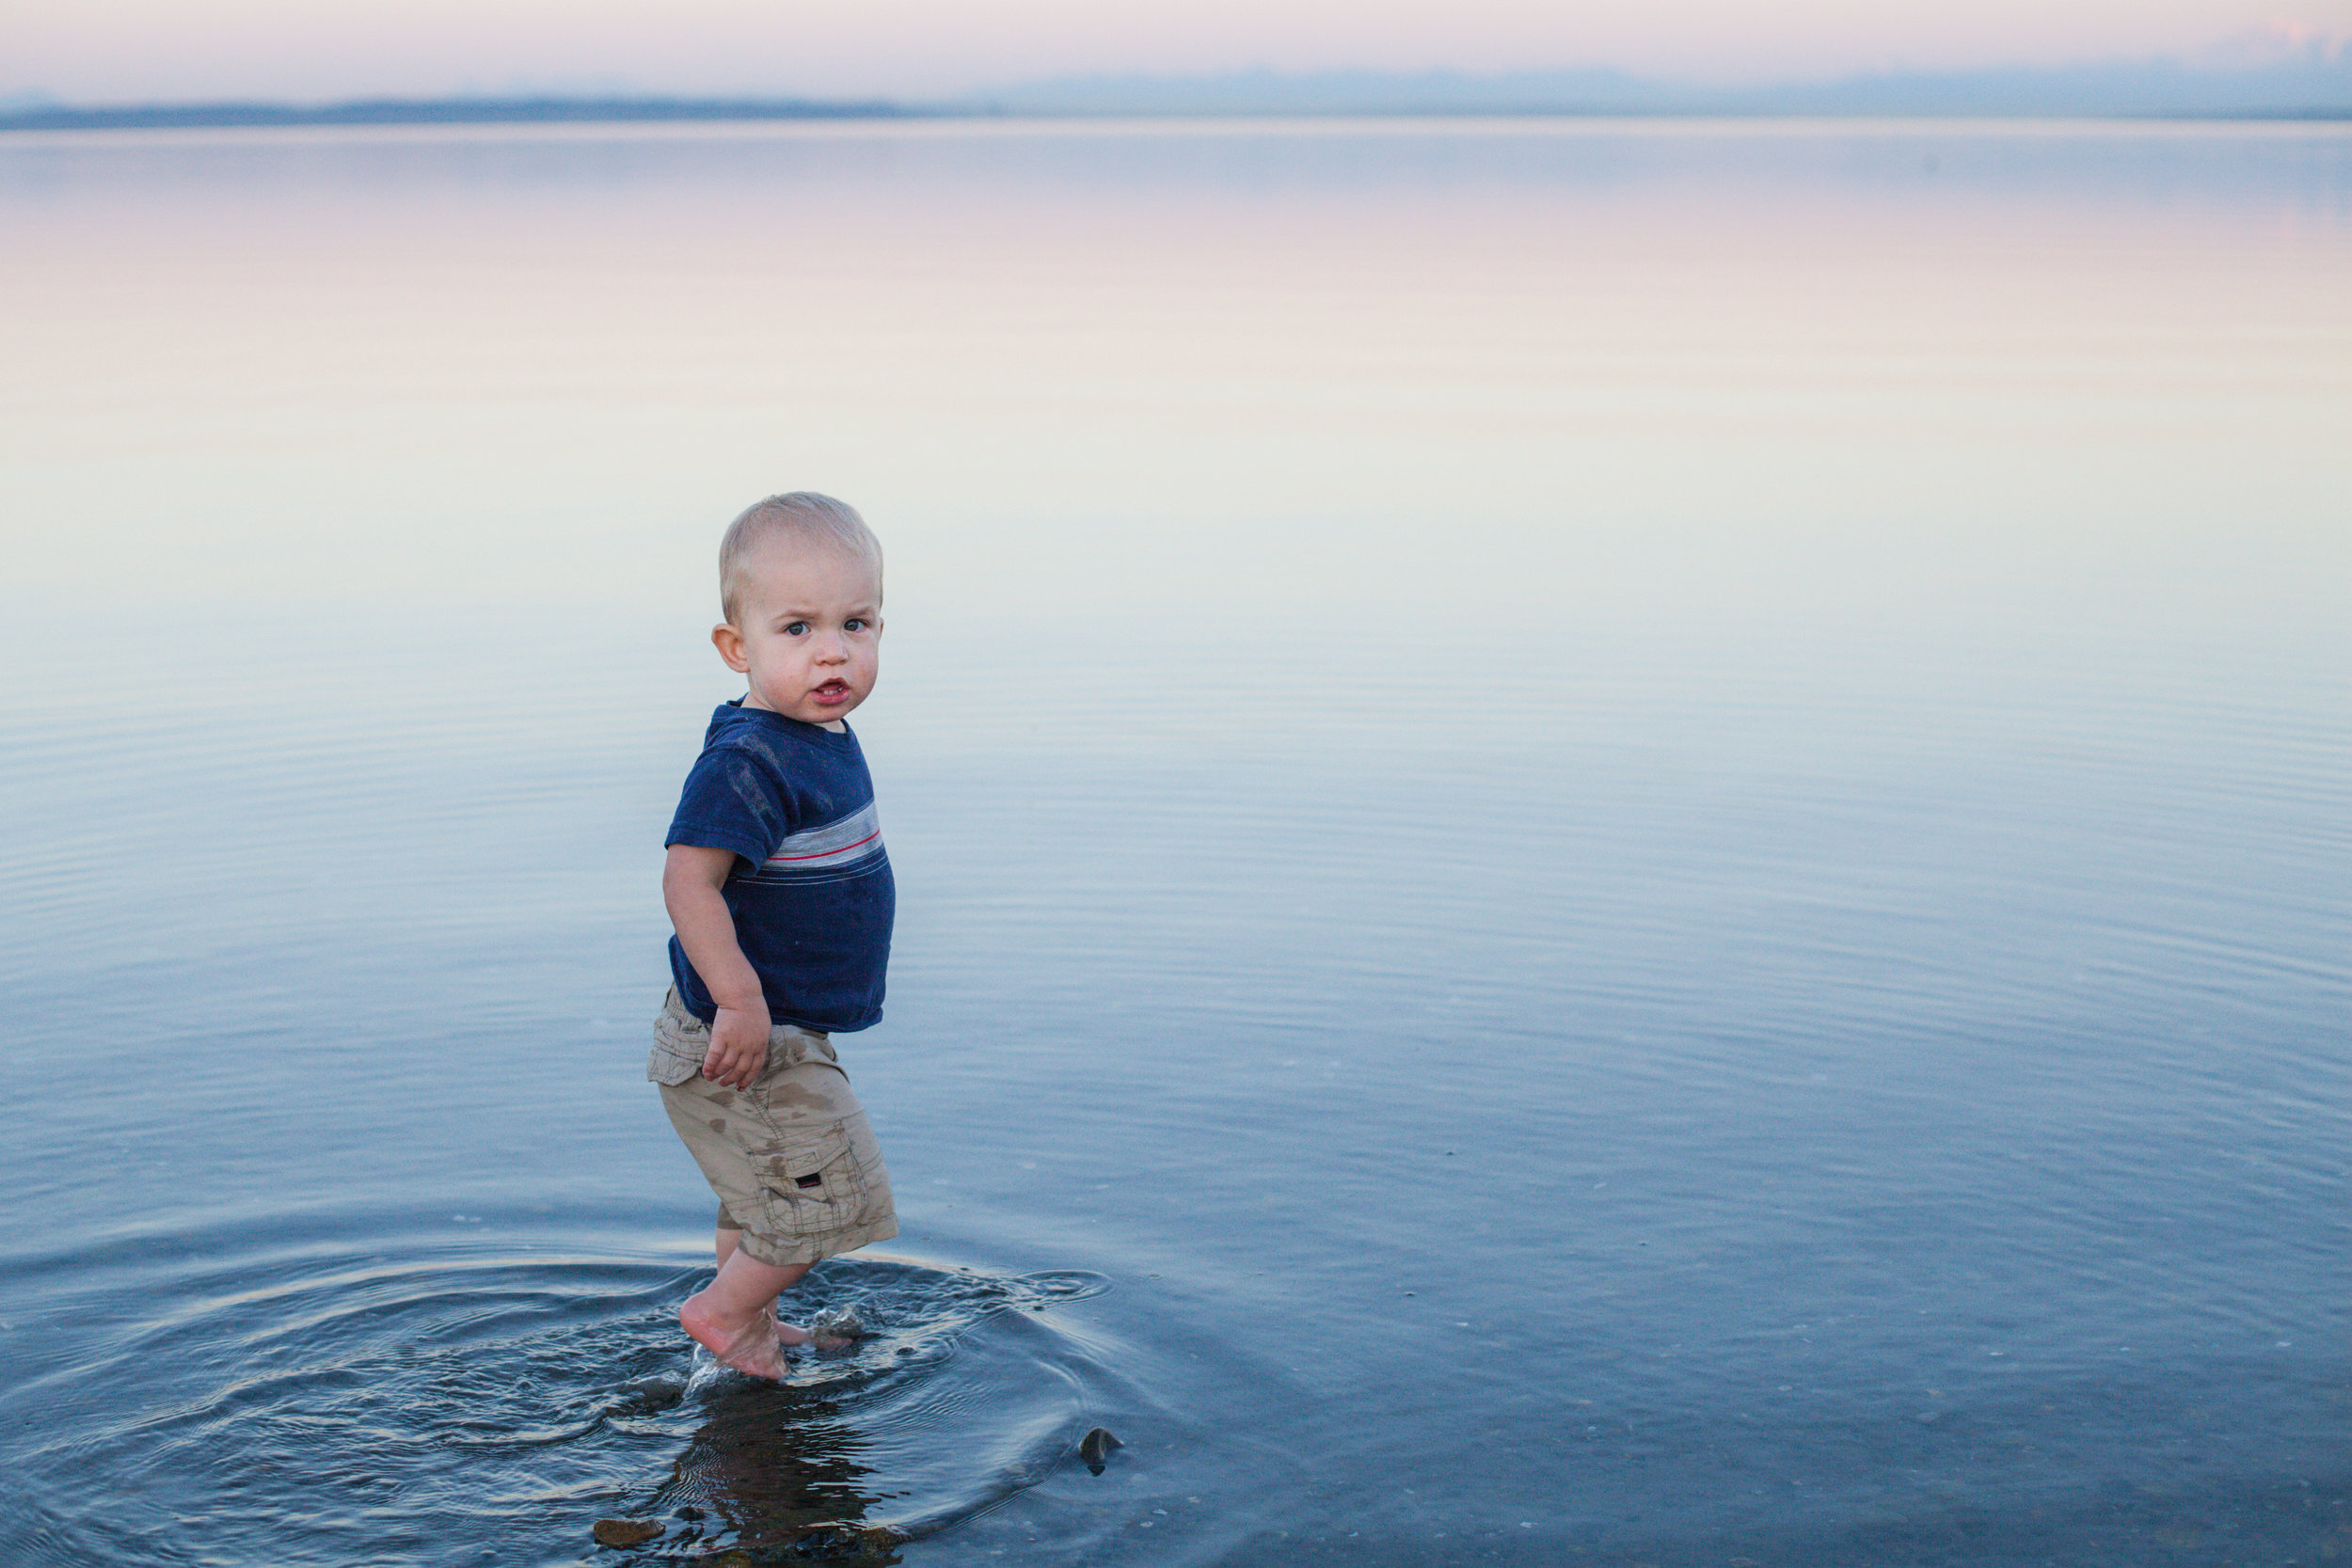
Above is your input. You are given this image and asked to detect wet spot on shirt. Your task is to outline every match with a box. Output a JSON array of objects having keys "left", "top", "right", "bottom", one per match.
[{"left": 707, "top": 1118, "right": 728, "bottom": 1134}]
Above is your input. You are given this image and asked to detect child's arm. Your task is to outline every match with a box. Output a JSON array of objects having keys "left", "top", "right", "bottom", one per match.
[{"left": 662, "top": 844, "right": 772, "bottom": 1090}]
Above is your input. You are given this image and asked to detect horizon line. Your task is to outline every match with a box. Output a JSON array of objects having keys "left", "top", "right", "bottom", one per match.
[{"left": 7, "top": 98, "right": 2352, "bottom": 135}]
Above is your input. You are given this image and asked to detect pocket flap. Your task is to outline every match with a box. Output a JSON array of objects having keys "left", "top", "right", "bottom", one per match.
[
  {"left": 645, "top": 1044, "right": 702, "bottom": 1086},
  {"left": 760, "top": 1126, "right": 855, "bottom": 1191},
  {"left": 647, "top": 1000, "right": 708, "bottom": 1085}
]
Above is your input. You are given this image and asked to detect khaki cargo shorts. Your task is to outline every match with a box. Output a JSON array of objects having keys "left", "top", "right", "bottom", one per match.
[{"left": 649, "top": 990, "right": 898, "bottom": 1268}]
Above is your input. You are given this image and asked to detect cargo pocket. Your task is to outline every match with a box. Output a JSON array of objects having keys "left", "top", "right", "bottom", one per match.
[
  {"left": 646, "top": 993, "right": 707, "bottom": 1086},
  {"left": 752, "top": 1122, "right": 869, "bottom": 1240}
]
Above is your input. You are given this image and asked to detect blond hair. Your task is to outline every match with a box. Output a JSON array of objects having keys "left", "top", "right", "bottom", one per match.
[{"left": 718, "top": 492, "right": 883, "bottom": 624}]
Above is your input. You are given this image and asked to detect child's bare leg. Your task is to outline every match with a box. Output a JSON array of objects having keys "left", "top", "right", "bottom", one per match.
[
  {"left": 712, "top": 1226, "right": 771, "bottom": 1332},
  {"left": 681, "top": 1247, "right": 812, "bottom": 1379},
  {"left": 707, "top": 1228, "right": 788, "bottom": 1358}
]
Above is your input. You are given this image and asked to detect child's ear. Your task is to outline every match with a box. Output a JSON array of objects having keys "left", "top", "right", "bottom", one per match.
[{"left": 710, "top": 623, "right": 752, "bottom": 673}]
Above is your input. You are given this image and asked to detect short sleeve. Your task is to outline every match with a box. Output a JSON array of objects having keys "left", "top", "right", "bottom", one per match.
[{"left": 665, "top": 744, "right": 788, "bottom": 868}]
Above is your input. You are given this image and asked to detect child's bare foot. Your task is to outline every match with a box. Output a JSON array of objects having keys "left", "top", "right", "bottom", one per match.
[{"left": 680, "top": 1291, "right": 792, "bottom": 1380}]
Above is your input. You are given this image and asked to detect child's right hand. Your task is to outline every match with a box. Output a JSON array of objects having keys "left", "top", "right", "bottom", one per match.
[
  {"left": 701, "top": 1004, "right": 771, "bottom": 1089},
  {"left": 663, "top": 844, "right": 773, "bottom": 1089}
]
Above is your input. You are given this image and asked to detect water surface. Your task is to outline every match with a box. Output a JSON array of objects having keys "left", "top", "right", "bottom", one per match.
[{"left": 1, "top": 119, "right": 2346, "bottom": 1565}]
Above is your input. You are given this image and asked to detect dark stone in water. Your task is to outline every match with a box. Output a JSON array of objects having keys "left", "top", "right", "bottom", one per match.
[
  {"left": 1079, "top": 1425, "right": 1123, "bottom": 1474},
  {"left": 615, "top": 1373, "right": 685, "bottom": 1413},
  {"left": 807, "top": 1305, "right": 866, "bottom": 1346},
  {"left": 796, "top": 1521, "right": 907, "bottom": 1555},
  {"left": 591, "top": 1517, "right": 665, "bottom": 1547}
]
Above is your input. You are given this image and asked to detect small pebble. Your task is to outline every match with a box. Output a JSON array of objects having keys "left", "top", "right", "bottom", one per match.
[
  {"left": 808, "top": 1306, "right": 867, "bottom": 1344},
  {"left": 591, "top": 1518, "right": 664, "bottom": 1547},
  {"left": 1079, "top": 1426, "right": 1124, "bottom": 1473}
]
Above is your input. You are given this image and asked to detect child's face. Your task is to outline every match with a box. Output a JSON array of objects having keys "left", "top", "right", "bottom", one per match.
[{"left": 712, "top": 540, "right": 882, "bottom": 728}]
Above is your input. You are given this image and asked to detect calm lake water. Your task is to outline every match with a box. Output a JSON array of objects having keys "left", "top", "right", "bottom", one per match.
[{"left": 0, "top": 119, "right": 2346, "bottom": 1566}]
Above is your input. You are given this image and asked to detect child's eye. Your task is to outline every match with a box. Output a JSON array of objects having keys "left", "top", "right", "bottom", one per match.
[
  {"left": 783, "top": 621, "right": 808, "bottom": 636},
  {"left": 844, "top": 618, "right": 868, "bottom": 632}
]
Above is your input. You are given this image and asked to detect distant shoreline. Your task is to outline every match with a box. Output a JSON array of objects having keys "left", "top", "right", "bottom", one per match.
[
  {"left": 3, "top": 96, "right": 2347, "bottom": 135},
  {"left": 0, "top": 98, "right": 925, "bottom": 133}
]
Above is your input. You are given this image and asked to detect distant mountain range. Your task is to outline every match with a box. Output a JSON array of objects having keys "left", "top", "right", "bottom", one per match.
[
  {"left": 962, "top": 55, "right": 2352, "bottom": 119},
  {"left": 5, "top": 53, "right": 2348, "bottom": 132},
  {"left": 0, "top": 94, "right": 911, "bottom": 131}
]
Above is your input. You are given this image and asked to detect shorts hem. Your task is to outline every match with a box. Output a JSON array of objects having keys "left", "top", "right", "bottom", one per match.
[{"left": 734, "top": 1217, "right": 900, "bottom": 1268}]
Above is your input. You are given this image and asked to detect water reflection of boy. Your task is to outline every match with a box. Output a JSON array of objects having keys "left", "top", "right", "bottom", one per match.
[
  {"left": 660, "top": 1379, "right": 886, "bottom": 1556},
  {"left": 653, "top": 493, "right": 901, "bottom": 1381}
]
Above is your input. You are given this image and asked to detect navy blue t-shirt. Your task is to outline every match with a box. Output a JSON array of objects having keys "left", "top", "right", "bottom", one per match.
[{"left": 665, "top": 701, "right": 895, "bottom": 1034}]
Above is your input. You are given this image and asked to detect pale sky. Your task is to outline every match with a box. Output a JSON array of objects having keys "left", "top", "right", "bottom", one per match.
[{"left": 8, "top": 0, "right": 2349, "bottom": 104}]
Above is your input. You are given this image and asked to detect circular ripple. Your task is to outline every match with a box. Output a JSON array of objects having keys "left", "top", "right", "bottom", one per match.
[{"left": 8, "top": 1243, "right": 1116, "bottom": 1566}]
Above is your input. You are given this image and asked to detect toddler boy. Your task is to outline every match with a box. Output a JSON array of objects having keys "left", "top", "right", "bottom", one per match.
[{"left": 650, "top": 491, "right": 898, "bottom": 1380}]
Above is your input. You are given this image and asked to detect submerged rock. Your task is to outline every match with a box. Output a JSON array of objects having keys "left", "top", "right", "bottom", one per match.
[
  {"left": 807, "top": 1305, "right": 867, "bottom": 1346},
  {"left": 796, "top": 1521, "right": 907, "bottom": 1555},
  {"left": 613, "top": 1373, "right": 686, "bottom": 1414},
  {"left": 1078, "top": 1426, "right": 1123, "bottom": 1474},
  {"left": 591, "top": 1517, "right": 665, "bottom": 1547}
]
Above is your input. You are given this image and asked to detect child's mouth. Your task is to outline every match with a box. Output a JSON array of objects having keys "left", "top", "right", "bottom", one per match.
[{"left": 812, "top": 681, "right": 850, "bottom": 704}]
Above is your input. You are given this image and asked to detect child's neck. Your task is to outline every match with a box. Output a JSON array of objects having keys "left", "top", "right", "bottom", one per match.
[{"left": 739, "top": 696, "right": 847, "bottom": 734}]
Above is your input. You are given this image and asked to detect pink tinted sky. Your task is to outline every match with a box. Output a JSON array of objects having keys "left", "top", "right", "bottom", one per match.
[{"left": 8, "top": 0, "right": 2350, "bottom": 103}]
